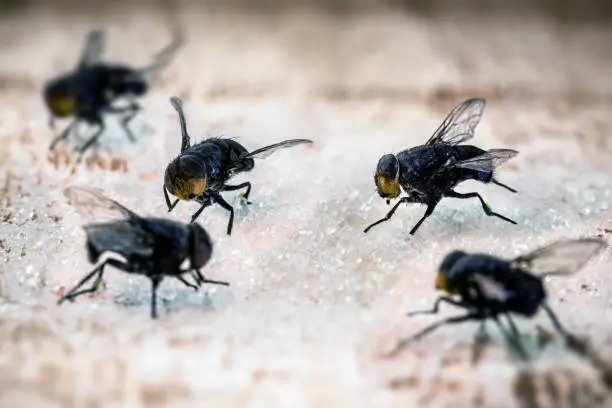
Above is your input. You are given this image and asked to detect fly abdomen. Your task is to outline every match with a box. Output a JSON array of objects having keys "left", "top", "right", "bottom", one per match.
[
  {"left": 219, "top": 139, "right": 254, "bottom": 174},
  {"left": 456, "top": 145, "right": 487, "bottom": 161},
  {"left": 460, "top": 168, "right": 493, "bottom": 183},
  {"left": 505, "top": 272, "right": 546, "bottom": 317}
]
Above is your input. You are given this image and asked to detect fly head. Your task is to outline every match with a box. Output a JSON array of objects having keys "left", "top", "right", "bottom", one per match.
[
  {"left": 436, "top": 250, "right": 468, "bottom": 294},
  {"left": 374, "top": 154, "right": 400, "bottom": 203},
  {"left": 164, "top": 153, "right": 208, "bottom": 201},
  {"left": 44, "top": 76, "right": 75, "bottom": 118}
]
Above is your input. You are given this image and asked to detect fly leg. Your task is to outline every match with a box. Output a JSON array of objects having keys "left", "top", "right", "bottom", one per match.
[
  {"left": 49, "top": 119, "right": 78, "bottom": 150},
  {"left": 212, "top": 193, "right": 236, "bottom": 235},
  {"left": 223, "top": 182, "right": 252, "bottom": 203},
  {"left": 471, "top": 320, "right": 490, "bottom": 365},
  {"left": 190, "top": 198, "right": 213, "bottom": 224},
  {"left": 194, "top": 269, "right": 230, "bottom": 286},
  {"left": 150, "top": 276, "right": 163, "bottom": 319},
  {"left": 57, "top": 258, "right": 127, "bottom": 304},
  {"left": 384, "top": 312, "right": 486, "bottom": 358},
  {"left": 108, "top": 103, "right": 140, "bottom": 143},
  {"left": 409, "top": 200, "right": 440, "bottom": 235},
  {"left": 364, "top": 196, "right": 416, "bottom": 233},
  {"left": 493, "top": 315, "right": 528, "bottom": 360},
  {"left": 492, "top": 178, "right": 517, "bottom": 193},
  {"left": 541, "top": 303, "right": 587, "bottom": 353},
  {"left": 163, "top": 185, "right": 179, "bottom": 212},
  {"left": 176, "top": 275, "right": 199, "bottom": 291},
  {"left": 445, "top": 190, "right": 517, "bottom": 225},
  {"left": 75, "top": 120, "right": 105, "bottom": 164},
  {"left": 406, "top": 296, "right": 467, "bottom": 316}
]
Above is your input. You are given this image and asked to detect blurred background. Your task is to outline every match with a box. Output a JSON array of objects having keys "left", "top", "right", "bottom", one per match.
[{"left": 1, "top": 0, "right": 611, "bottom": 104}]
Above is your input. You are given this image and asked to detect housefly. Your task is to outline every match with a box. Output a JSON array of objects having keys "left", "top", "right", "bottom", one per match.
[
  {"left": 45, "top": 28, "right": 183, "bottom": 163},
  {"left": 364, "top": 98, "right": 518, "bottom": 235},
  {"left": 386, "top": 238, "right": 606, "bottom": 358},
  {"left": 57, "top": 186, "right": 228, "bottom": 319},
  {"left": 163, "top": 96, "right": 313, "bottom": 235}
]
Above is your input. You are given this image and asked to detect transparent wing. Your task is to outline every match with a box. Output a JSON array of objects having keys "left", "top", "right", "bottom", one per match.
[
  {"left": 452, "top": 149, "right": 518, "bottom": 172},
  {"left": 240, "top": 139, "right": 313, "bottom": 160},
  {"left": 512, "top": 239, "right": 606, "bottom": 277},
  {"left": 470, "top": 273, "right": 510, "bottom": 302},
  {"left": 64, "top": 185, "right": 138, "bottom": 223},
  {"left": 139, "top": 28, "right": 185, "bottom": 77},
  {"left": 77, "top": 30, "right": 105, "bottom": 69},
  {"left": 425, "top": 98, "right": 486, "bottom": 146}
]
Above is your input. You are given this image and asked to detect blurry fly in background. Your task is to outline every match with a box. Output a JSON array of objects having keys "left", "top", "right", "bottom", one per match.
[
  {"left": 385, "top": 238, "right": 606, "bottom": 359},
  {"left": 57, "top": 186, "right": 229, "bottom": 319},
  {"left": 44, "top": 27, "right": 184, "bottom": 163},
  {"left": 163, "top": 97, "right": 313, "bottom": 235},
  {"left": 364, "top": 98, "right": 518, "bottom": 235}
]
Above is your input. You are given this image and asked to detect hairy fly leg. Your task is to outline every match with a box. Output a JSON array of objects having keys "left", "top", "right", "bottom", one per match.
[{"left": 445, "top": 190, "right": 517, "bottom": 225}]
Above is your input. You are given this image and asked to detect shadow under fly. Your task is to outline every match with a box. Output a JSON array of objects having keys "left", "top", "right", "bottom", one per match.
[
  {"left": 163, "top": 96, "right": 313, "bottom": 235},
  {"left": 57, "top": 186, "right": 228, "bottom": 319},
  {"left": 44, "top": 28, "right": 183, "bottom": 164},
  {"left": 384, "top": 238, "right": 606, "bottom": 359},
  {"left": 365, "top": 98, "right": 518, "bottom": 236}
]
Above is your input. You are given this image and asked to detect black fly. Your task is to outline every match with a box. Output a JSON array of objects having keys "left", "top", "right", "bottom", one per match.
[
  {"left": 364, "top": 98, "right": 518, "bottom": 235},
  {"left": 57, "top": 186, "right": 228, "bottom": 319},
  {"left": 386, "top": 238, "right": 606, "bottom": 358},
  {"left": 45, "top": 29, "right": 183, "bottom": 163},
  {"left": 163, "top": 96, "right": 313, "bottom": 235}
]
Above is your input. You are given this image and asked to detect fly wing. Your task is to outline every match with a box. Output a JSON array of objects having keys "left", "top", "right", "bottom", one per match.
[
  {"left": 511, "top": 239, "right": 606, "bottom": 277},
  {"left": 76, "top": 30, "right": 105, "bottom": 69},
  {"left": 64, "top": 185, "right": 138, "bottom": 224},
  {"left": 139, "top": 27, "right": 185, "bottom": 77},
  {"left": 470, "top": 273, "right": 511, "bottom": 302},
  {"left": 451, "top": 149, "right": 518, "bottom": 172},
  {"left": 425, "top": 98, "right": 486, "bottom": 146},
  {"left": 85, "top": 221, "right": 155, "bottom": 258},
  {"left": 239, "top": 139, "right": 313, "bottom": 160}
]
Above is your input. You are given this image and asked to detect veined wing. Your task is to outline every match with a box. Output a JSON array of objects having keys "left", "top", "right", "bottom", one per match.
[
  {"left": 64, "top": 185, "right": 138, "bottom": 223},
  {"left": 240, "top": 139, "right": 313, "bottom": 160},
  {"left": 425, "top": 98, "right": 486, "bottom": 146},
  {"left": 511, "top": 238, "right": 606, "bottom": 277},
  {"left": 452, "top": 149, "right": 518, "bottom": 172}
]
